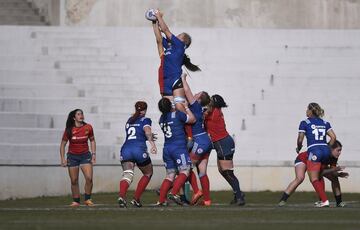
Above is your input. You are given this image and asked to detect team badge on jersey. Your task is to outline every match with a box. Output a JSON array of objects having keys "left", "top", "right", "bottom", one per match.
[
  {"left": 197, "top": 148, "right": 203, "bottom": 154},
  {"left": 311, "top": 155, "right": 317, "bottom": 161},
  {"left": 176, "top": 159, "right": 181, "bottom": 164},
  {"left": 311, "top": 124, "right": 316, "bottom": 129},
  {"left": 142, "top": 153, "right": 148, "bottom": 158}
]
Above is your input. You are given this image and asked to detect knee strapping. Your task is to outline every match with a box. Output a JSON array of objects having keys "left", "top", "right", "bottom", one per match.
[
  {"left": 122, "top": 169, "right": 134, "bottom": 184},
  {"left": 165, "top": 169, "right": 176, "bottom": 182},
  {"left": 198, "top": 172, "right": 207, "bottom": 178},
  {"left": 174, "top": 96, "right": 186, "bottom": 104}
]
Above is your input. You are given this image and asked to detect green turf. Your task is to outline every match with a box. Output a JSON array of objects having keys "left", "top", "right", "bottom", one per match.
[{"left": 0, "top": 191, "right": 359, "bottom": 230}]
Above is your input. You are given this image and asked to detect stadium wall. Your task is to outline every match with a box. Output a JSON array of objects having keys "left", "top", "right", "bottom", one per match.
[
  {"left": 1, "top": 164, "right": 359, "bottom": 199},
  {"left": 1, "top": 26, "right": 360, "bottom": 199},
  {"left": 29, "top": 0, "right": 360, "bottom": 28}
]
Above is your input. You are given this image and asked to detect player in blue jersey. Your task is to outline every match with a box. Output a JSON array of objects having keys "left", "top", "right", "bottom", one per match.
[
  {"left": 118, "top": 101, "right": 157, "bottom": 208},
  {"left": 181, "top": 74, "right": 212, "bottom": 205},
  {"left": 156, "top": 97, "right": 196, "bottom": 205},
  {"left": 296, "top": 102, "right": 336, "bottom": 207},
  {"left": 278, "top": 140, "right": 349, "bottom": 207},
  {"left": 152, "top": 10, "right": 201, "bottom": 111}
]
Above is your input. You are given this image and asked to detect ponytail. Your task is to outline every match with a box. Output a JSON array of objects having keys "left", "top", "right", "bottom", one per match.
[
  {"left": 129, "top": 101, "right": 147, "bottom": 124},
  {"left": 183, "top": 54, "right": 201, "bottom": 72}
]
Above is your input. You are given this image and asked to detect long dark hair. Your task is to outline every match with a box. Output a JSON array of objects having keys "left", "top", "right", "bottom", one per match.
[
  {"left": 65, "top": 109, "right": 85, "bottom": 140},
  {"left": 211, "top": 94, "right": 228, "bottom": 108},
  {"left": 129, "top": 101, "right": 147, "bottom": 124},
  {"left": 183, "top": 54, "right": 201, "bottom": 72},
  {"left": 158, "top": 98, "right": 172, "bottom": 115}
]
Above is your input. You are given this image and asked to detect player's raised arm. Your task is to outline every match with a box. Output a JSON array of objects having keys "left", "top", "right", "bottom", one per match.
[
  {"left": 152, "top": 21, "right": 164, "bottom": 57},
  {"left": 155, "top": 10, "right": 172, "bottom": 40}
]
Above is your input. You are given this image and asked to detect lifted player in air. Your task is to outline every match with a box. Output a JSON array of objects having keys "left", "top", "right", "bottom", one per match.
[{"left": 151, "top": 9, "right": 200, "bottom": 111}]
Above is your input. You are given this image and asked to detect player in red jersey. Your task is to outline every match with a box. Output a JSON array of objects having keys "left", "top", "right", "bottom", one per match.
[
  {"left": 204, "top": 94, "right": 245, "bottom": 206},
  {"left": 60, "top": 109, "right": 96, "bottom": 207},
  {"left": 278, "top": 140, "right": 349, "bottom": 207}
]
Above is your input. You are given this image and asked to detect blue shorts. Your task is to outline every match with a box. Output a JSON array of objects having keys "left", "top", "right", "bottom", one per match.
[
  {"left": 120, "top": 145, "right": 151, "bottom": 167},
  {"left": 162, "top": 77, "right": 182, "bottom": 96},
  {"left": 308, "top": 145, "right": 331, "bottom": 163},
  {"left": 213, "top": 135, "right": 235, "bottom": 160},
  {"left": 191, "top": 133, "right": 212, "bottom": 156},
  {"left": 163, "top": 144, "right": 191, "bottom": 171},
  {"left": 67, "top": 152, "right": 92, "bottom": 167}
]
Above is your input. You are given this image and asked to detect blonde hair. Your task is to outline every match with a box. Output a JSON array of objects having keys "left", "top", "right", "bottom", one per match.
[{"left": 308, "top": 102, "right": 324, "bottom": 118}]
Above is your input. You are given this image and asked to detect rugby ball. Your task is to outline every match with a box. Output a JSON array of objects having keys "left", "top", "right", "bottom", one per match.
[{"left": 145, "top": 9, "right": 157, "bottom": 21}]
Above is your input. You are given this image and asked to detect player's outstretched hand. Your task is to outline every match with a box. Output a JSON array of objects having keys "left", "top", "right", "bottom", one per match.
[{"left": 338, "top": 171, "right": 349, "bottom": 178}]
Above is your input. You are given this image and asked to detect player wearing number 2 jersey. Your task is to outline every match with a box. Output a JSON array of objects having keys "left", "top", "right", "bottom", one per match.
[
  {"left": 156, "top": 97, "right": 196, "bottom": 205},
  {"left": 296, "top": 102, "right": 336, "bottom": 207},
  {"left": 118, "top": 101, "right": 157, "bottom": 208}
]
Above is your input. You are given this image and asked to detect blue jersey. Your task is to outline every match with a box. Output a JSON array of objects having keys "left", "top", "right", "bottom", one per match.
[
  {"left": 189, "top": 101, "right": 206, "bottom": 136},
  {"left": 159, "top": 111, "right": 188, "bottom": 147},
  {"left": 298, "top": 117, "right": 332, "bottom": 149},
  {"left": 123, "top": 116, "right": 152, "bottom": 148},
  {"left": 162, "top": 34, "right": 185, "bottom": 79}
]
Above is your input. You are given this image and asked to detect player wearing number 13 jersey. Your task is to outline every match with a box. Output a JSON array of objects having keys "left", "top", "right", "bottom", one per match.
[
  {"left": 296, "top": 102, "right": 336, "bottom": 207},
  {"left": 118, "top": 101, "right": 157, "bottom": 208},
  {"left": 156, "top": 97, "right": 196, "bottom": 205}
]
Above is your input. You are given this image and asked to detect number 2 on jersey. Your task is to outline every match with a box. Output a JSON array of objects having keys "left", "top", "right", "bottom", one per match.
[{"left": 127, "top": 127, "right": 137, "bottom": 140}]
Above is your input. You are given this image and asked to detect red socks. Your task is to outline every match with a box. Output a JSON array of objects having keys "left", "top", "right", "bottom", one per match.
[
  {"left": 171, "top": 173, "right": 188, "bottom": 195},
  {"left": 200, "top": 175, "right": 210, "bottom": 201},
  {"left": 119, "top": 180, "right": 130, "bottom": 198},
  {"left": 134, "top": 175, "right": 151, "bottom": 201},
  {"left": 189, "top": 170, "right": 199, "bottom": 193},
  {"left": 311, "top": 179, "right": 328, "bottom": 202},
  {"left": 159, "top": 179, "right": 172, "bottom": 203}
]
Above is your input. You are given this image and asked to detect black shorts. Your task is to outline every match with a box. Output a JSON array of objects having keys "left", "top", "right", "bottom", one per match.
[
  {"left": 172, "top": 78, "right": 183, "bottom": 91},
  {"left": 213, "top": 135, "right": 235, "bottom": 160}
]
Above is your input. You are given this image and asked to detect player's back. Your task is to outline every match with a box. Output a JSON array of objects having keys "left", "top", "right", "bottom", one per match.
[
  {"left": 159, "top": 111, "right": 187, "bottom": 147},
  {"left": 298, "top": 117, "right": 332, "bottom": 149},
  {"left": 123, "top": 116, "right": 151, "bottom": 147}
]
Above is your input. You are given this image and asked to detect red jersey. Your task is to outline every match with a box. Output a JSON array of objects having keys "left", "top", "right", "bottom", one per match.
[
  {"left": 204, "top": 107, "right": 229, "bottom": 142},
  {"left": 62, "top": 124, "right": 94, "bottom": 154}
]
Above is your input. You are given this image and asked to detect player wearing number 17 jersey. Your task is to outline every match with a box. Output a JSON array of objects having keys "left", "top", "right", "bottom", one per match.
[
  {"left": 296, "top": 102, "right": 336, "bottom": 207},
  {"left": 118, "top": 101, "right": 157, "bottom": 208},
  {"left": 156, "top": 97, "right": 196, "bottom": 205}
]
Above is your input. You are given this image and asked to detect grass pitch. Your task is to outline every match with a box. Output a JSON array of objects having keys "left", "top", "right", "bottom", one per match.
[{"left": 0, "top": 191, "right": 359, "bottom": 230}]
